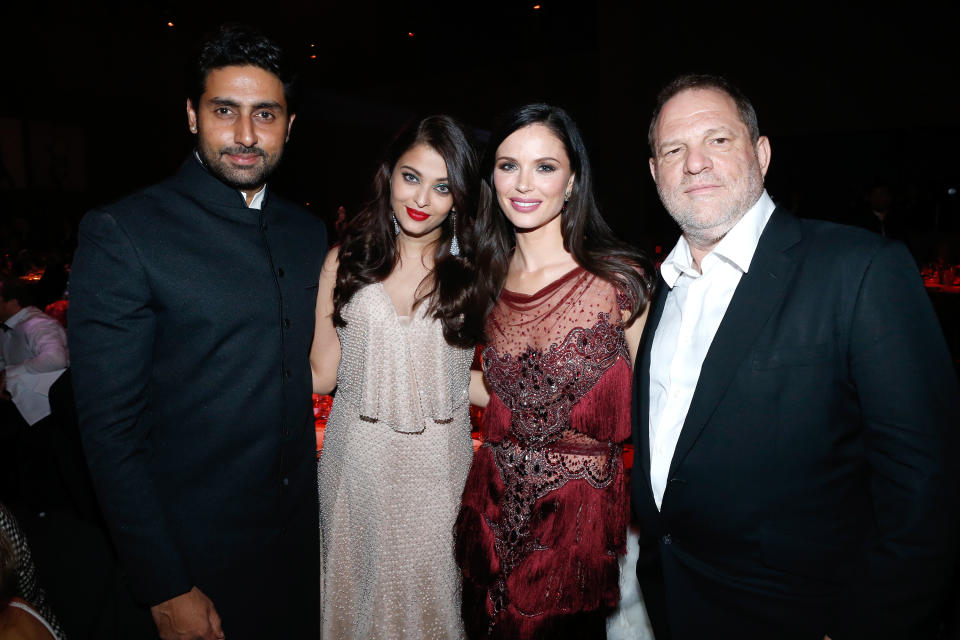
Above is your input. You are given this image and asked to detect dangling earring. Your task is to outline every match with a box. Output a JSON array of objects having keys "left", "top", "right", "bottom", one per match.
[
  {"left": 561, "top": 190, "right": 572, "bottom": 213},
  {"left": 449, "top": 211, "right": 460, "bottom": 257},
  {"left": 392, "top": 214, "right": 400, "bottom": 236}
]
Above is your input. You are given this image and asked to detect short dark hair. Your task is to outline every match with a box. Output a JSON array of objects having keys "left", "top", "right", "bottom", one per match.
[
  {"left": 648, "top": 73, "right": 759, "bottom": 154},
  {"left": 189, "top": 24, "right": 297, "bottom": 112},
  {"left": 0, "top": 278, "right": 31, "bottom": 307}
]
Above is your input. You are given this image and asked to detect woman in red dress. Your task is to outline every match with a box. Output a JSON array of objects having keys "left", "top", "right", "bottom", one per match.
[{"left": 455, "top": 104, "right": 654, "bottom": 639}]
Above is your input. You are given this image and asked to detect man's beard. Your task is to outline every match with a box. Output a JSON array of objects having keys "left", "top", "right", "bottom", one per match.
[
  {"left": 658, "top": 166, "right": 764, "bottom": 249},
  {"left": 198, "top": 144, "right": 282, "bottom": 191}
]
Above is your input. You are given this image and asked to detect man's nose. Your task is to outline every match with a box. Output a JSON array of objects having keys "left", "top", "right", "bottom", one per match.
[
  {"left": 684, "top": 146, "right": 712, "bottom": 174},
  {"left": 235, "top": 116, "right": 258, "bottom": 148}
]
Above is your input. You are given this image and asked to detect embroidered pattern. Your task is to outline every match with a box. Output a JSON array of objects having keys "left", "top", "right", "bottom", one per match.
[
  {"left": 482, "top": 313, "right": 628, "bottom": 447},
  {"left": 480, "top": 314, "right": 626, "bottom": 625}
]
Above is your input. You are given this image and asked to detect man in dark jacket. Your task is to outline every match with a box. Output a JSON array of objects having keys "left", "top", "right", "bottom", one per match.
[
  {"left": 69, "top": 25, "right": 326, "bottom": 640},
  {"left": 633, "top": 74, "right": 958, "bottom": 639}
]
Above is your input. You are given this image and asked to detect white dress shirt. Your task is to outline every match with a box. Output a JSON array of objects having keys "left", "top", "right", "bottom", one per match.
[
  {"left": 1, "top": 306, "right": 69, "bottom": 425},
  {"left": 648, "top": 191, "right": 776, "bottom": 509}
]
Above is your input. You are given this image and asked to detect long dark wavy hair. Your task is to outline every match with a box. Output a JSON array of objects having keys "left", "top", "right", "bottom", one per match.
[
  {"left": 332, "top": 115, "right": 486, "bottom": 348},
  {"left": 475, "top": 104, "right": 655, "bottom": 322}
]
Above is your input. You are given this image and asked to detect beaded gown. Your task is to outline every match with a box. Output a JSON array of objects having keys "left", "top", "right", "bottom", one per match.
[
  {"left": 319, "top": 282, "right": 474, "bottom": 639},
  {"left": 455, "top": 266, "right": 633, "bottom": 639}
]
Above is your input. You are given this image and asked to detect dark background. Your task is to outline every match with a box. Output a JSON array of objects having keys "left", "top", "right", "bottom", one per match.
[{"left": 2, "top": 1, "right": 959, "bottom": 255}]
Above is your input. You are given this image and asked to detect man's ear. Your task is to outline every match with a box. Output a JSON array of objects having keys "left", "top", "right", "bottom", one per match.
[
  {"left": 756, "top": 136, "right": 771, "bottom": 178},
  {"left": 285, "top": 113, "right": 296, "bottom": 143},
  {"left": 186, "top": 98, "right": 198, "bottom": 134}
]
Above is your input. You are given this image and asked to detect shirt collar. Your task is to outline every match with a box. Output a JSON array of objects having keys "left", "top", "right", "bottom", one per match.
[
  {"left": 4, "top": 306, "right": 34, "bottom": 330},
  {"left": 193, "top": 150, "right": 268, "bottom": 210},
  {"left": 244, "top": 185, "right": 267, "bottom": 210},
  {"left": 660, "top": 190, "right": 776, "bottom": 288}
]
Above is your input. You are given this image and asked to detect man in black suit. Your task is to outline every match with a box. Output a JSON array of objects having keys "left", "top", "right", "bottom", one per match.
[
  {"left": 632, "top": 74, "right": 959, "bottom": 639},
  {"left": 69, "top": 25, "right": 326, "bottom": 640}
]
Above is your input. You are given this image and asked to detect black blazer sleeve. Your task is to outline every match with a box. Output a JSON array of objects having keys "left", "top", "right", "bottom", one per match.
[
  {"left": 68, "top": 208, "right": 192, "bottom": 606},
  {"left": 833, "top": 240, "right": 960, "bottom": 637}
]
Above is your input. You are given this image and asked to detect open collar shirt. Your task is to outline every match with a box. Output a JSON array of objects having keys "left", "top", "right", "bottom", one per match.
[{"left": 648, "top": 190, "right": 776, "bottom": 509}]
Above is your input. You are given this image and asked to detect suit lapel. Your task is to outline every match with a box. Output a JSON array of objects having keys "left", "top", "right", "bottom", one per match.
[{"left": 666, "top": 208, "right": 802, "bottom": 478}]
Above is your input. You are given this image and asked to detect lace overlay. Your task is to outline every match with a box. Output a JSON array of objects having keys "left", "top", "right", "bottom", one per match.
[
  {"left": 483, "top": 313, "right": 628, "bottom": 446},
  {"left": 456, "top": 266, "right": 633, "bottom": 638}
]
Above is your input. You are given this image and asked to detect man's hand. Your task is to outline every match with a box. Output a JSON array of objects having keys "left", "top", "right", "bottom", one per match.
[{"left": 150, "top": 586, "right": 224, "bottom": 640}]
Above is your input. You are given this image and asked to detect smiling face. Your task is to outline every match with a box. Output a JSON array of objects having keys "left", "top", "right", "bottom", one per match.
[
  {"left": 186, "top": 64, "right": 294, "bottom": 194},
  {"left": 492, "top": 123, "right": 576, "bottom": 233},
  {"left": 649, "top": 87, "right": 770, "bottom": 250},
  {"left": 389, "top": 143, "right": 454, "bottom": 239}
]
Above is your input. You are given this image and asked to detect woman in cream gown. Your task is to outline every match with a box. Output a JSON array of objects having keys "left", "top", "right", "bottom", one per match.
[{"left": 310, "top": 115, "right": 488, "bottom": 639}]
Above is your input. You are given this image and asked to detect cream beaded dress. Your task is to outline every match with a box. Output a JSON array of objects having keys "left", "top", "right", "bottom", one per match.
[{"left": 319, "top": 282, "right": 473, "bottom": 639}]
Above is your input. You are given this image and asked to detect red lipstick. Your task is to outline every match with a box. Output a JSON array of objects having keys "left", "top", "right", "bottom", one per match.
[{"left": 406, "top": 206, "right": 429, "bottom": 221}]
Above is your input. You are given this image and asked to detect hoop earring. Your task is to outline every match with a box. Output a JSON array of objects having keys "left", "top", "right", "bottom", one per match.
[
  {"left": 449, "top": 211, "right": 460, "bottom": 257},
  {"left": 392, "top": 214, "right": 400, "bottom": 236}
]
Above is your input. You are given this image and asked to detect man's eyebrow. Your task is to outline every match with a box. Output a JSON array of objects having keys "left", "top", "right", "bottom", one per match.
[
  {"left": 702, "top": 126, "right": 734, "bottom": 138},
  {"left": 252, "top": 101, "right": 284, "bottom": 112},
  {"left": 656, "top": 139, "right": 682, "bottom": 153},
  {"left": 657, "top": 126, "right": 737, "bottom": 152},
  {"left": 208, "top": 98, "right": 285, "bottom": 112},
  {"left": 209, "top": 97, "right": 240, "bottom": 108}
]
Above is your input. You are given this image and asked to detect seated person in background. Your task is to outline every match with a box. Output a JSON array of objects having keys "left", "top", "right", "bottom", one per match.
[
  {"left": 0, "top": 278, "right": 71, "bottom": 512},
  {"left": 0, "top": 503, "right": 63, "bottom": 639},
  {"left": 0, "top": 278, "right": 69, "bottom": 428}
]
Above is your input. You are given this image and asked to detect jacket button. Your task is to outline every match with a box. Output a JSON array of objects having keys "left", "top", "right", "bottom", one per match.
[
  {"left": 282, "top": 477, "right": 289, "bottom": 486},
  {"left": 284, "top": 318, "right": 291, "bottom": 328},
  {"left": 284, "top": 369, "right": 291, "bottom": 379},
  {"left": 277, "top": 267, "right": 285, "bottom": 277},
  {"left": 662, "top": 534, "right": 672, "bottom": 545}
]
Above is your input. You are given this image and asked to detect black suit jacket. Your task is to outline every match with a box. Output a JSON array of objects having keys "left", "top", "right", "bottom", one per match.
[
  {"left": 631, "top": 208, "right": 959, "bottom": 640},
  {"left": 68, "top": 156, "right": 326, "bottom": 637}
]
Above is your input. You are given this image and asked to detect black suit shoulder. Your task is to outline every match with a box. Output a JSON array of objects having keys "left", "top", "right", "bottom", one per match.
[
  {"left": 783, "top": 215, "right": 916, "bottom": 289},
  {"left": 796, "top": 216, "right": 888, "bottom": 253}
]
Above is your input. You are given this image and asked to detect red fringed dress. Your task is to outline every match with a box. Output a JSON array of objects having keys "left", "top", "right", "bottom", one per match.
[{"left": 455, "top": 266, "right": 632, "bottom": 639}]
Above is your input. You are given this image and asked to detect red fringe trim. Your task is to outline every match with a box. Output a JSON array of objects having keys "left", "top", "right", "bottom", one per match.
[{"left": 569, "top": 358, "right": 632, "bottom": 442}]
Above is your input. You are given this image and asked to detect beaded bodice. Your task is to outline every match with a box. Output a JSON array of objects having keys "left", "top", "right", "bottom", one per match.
[
  {"left": 482, "top": 266, "right": 629, "bottom": 446},
  {"left": 336, "top": 282, "right": 473, "bottom": 433}
]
